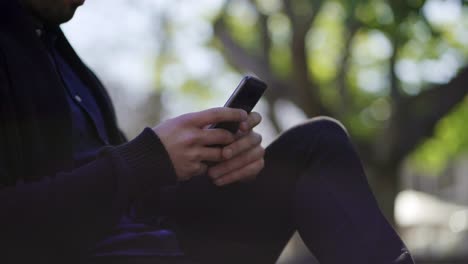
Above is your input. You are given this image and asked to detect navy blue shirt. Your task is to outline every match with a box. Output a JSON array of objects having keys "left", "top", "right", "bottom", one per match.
[
  {"left": 42, "top": 28, "right": 182, "bottom": 257},
  {"left": 53, "top": 44, "right": 110, "bottom": 168}
]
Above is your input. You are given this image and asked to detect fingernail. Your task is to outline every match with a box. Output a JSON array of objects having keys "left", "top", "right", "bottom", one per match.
[
  {"left": 240, "top": 121, "right": 249, "bottom": 131},
  {"left": 215, "top": 179, "right": 224, "bottom": 186},
  {"left": 208, "top": 171, "right": 216, "bottom": 179},
  {"left": 224, "top": 148, "right": 233, "bottom": 159},
  {"left": 240, "top": 110, "right": 248, "bottom": 120}
]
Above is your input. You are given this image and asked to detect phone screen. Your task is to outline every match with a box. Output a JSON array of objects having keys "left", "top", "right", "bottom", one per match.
[
  {"left": 223, "top": 76, "right": 267, "bottom": 113},
  {"left": 211, "top": 76, "right": 267, "bottom": 133}
]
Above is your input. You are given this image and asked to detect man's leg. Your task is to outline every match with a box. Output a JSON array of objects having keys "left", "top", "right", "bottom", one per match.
[
  {"left": 274, "top": 117, "right": 412, "bottom": 263},
  {"left": 164, "top": 117, "right": 413, "bottom": 264}
]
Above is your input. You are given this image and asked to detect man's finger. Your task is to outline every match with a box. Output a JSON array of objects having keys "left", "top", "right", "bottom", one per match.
[
  {"left": 214, "top": 159, "right": 264, "bottom": 186},
  {"left": 241, "top": 112, "right": 262, "bottom": 132},
  {"left": 198, "top": 147, "right": 224, "bottom": 162},
  {"left": 190, "top": 107, "right": 248, "bottom": 128},
  {"left": 208, "top": 145, "right": 264, "bottom": 179},
  {"left": 222, "top": 132, "right": 262, "bottom": 160},
  {"left": 199, "top": 128, "right": 236, "bottom": 146},
  {"left": 193, "top": 162, "right": 209, "bottom": 177}
]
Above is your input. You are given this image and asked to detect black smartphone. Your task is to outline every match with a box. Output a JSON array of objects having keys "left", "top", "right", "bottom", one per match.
[{"left": 210, "top": 75, "right": 267, "bottom": 133}]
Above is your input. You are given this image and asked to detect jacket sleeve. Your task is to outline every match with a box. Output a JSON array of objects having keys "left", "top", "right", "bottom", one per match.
[{"left": 0, "top": 53, "right": 177, "bottom": 262}]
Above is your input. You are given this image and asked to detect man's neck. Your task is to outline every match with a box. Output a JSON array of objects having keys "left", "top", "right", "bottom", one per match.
[{"left": 18, "top": 0, "right": 46, "bottom": 30}]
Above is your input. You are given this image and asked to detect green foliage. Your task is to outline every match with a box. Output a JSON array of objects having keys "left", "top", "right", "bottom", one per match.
[
  {"left": 355, "top": 0, "right": 395, "bottom": 27},
  {"left": 270, "top": 44, "right": 293, "bottom": 78},
  {"left": 268, "top": 12, "right": 293, "bottom": 78},
  {"left": 224, "top": 1, "right": 262, "bottom": 54},
  {"left": 409, "top": 98, "right": 468, "bottom": 176},
  {"left": 179, "top": 79, "right": 213, "bottom": 101},
  {"left": 153, "top": 0, "right": 468, "bottom": 180},
  {"left": 308, "top": 1, "right": 345, "bottom": 84}
]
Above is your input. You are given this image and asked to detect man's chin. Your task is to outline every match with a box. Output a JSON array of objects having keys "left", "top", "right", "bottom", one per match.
[
  {"left": 70, "top": 0, "right": 85, "bottom": 6},
  {"left": 43, "top": 8, "right": 78, "bottom": 25}
]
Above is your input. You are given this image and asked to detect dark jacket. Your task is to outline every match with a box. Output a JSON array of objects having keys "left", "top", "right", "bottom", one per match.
[{"left": 0, "top": 1, "right": 176, "bottom": 263}]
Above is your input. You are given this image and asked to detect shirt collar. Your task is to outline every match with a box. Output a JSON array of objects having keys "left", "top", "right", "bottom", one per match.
[
  {"left": 24, "top": 12, "right": 59, "bottom": 44},
  {"left": 36, "top": 25, "right": 60, "bottom": 48}
]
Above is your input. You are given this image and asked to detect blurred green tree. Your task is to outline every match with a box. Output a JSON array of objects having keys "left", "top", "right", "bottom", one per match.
[{"left": 207, "top": 0, "right": 468, "bottom": 222}]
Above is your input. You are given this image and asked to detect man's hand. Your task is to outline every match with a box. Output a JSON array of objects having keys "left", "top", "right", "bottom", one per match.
[
  {"left": 153, "top": 108, "right": 248, "bottom": 181},
  {"left": 207, "top": 112, "right": 264, "bottom": 186}
]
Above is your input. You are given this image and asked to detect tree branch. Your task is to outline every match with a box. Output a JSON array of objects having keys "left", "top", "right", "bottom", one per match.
[
  {"left": 259, "top": 12, "right": 271, "bottom": 63},
  {"left": 283, "top": 0, "right": 327, "bottom": 116},
  {"left": 267, "top": 99, "right": 282, "bottom": 133},
  {"left": 384, "top": 67, "right": 468, "bottom": 166},
  {"left": 336, "top": 22, "right": 360, "bottom": 116},
  {"left": 246, "top": 0, "right": 271, "bottom": 63},
  {"left": 213, "top": 19, "right": 289, "bottom": 99},
  {"left": 389, "top": 36, "right": 402, "bottom": 105}
]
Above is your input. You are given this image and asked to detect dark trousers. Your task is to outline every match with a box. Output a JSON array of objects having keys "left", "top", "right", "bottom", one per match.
[{"left": 95, "top": 117, "right": 414, "bottom": 264}]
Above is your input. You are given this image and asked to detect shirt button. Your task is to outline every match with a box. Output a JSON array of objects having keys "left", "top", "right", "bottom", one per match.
[{"left": 74, "top": 95, "right": 82, "bottom": 103}]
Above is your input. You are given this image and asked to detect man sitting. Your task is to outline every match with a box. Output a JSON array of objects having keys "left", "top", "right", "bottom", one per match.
[{"left": 0, "top": 0, "right": 413, "bottom": 263}]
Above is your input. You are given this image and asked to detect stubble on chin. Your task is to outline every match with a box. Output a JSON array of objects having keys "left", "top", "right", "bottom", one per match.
[{"left": 19, "top": 0, "right": 79, "bottom": 25}]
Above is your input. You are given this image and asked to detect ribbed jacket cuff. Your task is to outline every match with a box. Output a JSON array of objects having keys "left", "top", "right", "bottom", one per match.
[{"left": 112, "top": 127, "right": 177, "bottom": 197}]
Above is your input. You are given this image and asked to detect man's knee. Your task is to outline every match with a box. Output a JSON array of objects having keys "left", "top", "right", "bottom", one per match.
[
  {"left": 267, "top": 116, "right": 351, "bottom": 161},
  {"left": 305, "top": 116, "right": 347, "bottom": 134},
  {"left": 285, "top": 116, "right": 349, "bottom": 142}
]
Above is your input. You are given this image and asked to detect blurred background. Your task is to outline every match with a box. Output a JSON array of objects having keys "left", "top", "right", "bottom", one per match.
[{"left": 63, "top": 0, "right": 468, "bottom": 263}]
